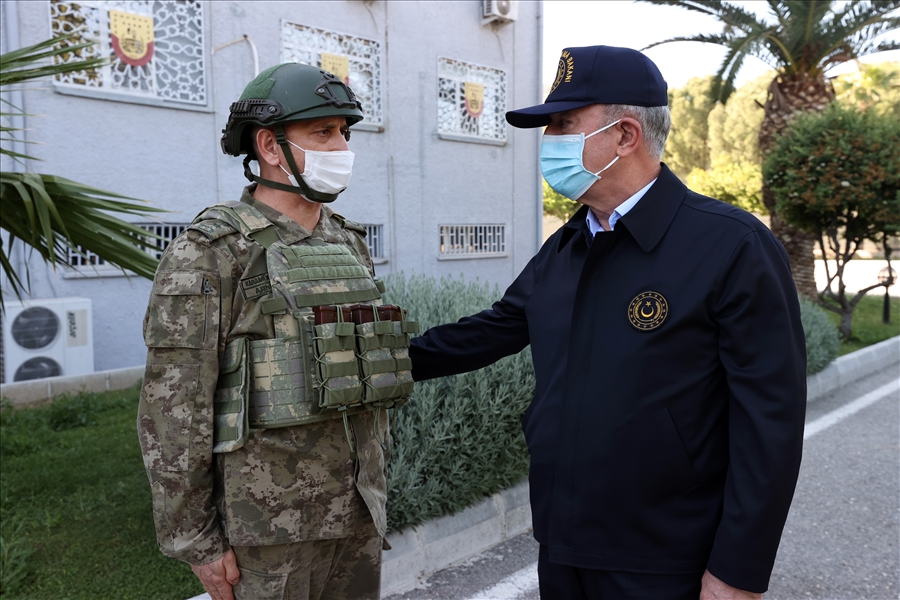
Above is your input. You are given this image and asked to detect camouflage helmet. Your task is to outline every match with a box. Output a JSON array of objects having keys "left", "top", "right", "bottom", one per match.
[{"left": 221, "top": 63, "right": 364, "bottom": 202}]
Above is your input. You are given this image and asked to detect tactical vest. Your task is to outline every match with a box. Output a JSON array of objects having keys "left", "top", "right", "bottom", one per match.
[{"left": 188, "top": 202, "right": 418, "bottom": 455}]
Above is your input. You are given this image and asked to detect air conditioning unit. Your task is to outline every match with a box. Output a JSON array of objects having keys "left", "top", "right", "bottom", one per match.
[
  {"left": 1, "top": 297, "right": 93, "bottom": 384},
  {"left": 483, "top": 0, "right": 518, "bottom": 25}
]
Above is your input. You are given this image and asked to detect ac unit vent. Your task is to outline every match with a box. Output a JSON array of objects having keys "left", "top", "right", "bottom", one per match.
[
  {"left": 12, "top": 307, "right": 60, "bottom": 350},
  {"left": 16, "top": 357, "right": 63, "bottom": 381}
]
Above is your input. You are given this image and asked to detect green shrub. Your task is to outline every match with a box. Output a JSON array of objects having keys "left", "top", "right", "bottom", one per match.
[
  {"left": 383, "top": 274, "right": 535, "bottom": 532},
  {"left": 799, "top": 296, "right": 841, "bottom": 375}
]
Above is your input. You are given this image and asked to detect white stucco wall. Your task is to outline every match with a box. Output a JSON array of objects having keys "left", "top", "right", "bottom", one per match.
[{"left": 1, "top": 0, "right": 543, "bottom": 374}]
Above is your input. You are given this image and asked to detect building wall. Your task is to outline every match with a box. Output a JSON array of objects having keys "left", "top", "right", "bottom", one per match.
[{"left": 1, "top": 0, "right": 543, "bottom": 374}]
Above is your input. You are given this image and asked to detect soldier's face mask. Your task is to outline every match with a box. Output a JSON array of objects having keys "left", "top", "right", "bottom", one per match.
[
  {"left": 540, "top": 119, "right": 621, "bottom": 201},
  {"left": 280, "top": 139, "right": 355, "bottom": 195}
]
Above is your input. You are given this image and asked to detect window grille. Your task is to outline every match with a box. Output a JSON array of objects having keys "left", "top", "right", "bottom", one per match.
[
  {"left": 437, "top": 58, "right": 507, "bottom": 144},
  {"left": 50, "top": 0, "right": 207, "bottom": 106},
  {"left": 65, "top": 222, "right": 188, "bottom": 277},
  {"left": 281, "top": 22, "right": 383, "bottom": 130},
  {"left": 439, "top": 224, "right": 507, "bottom": 259},
  {"left": 363, "top": 224, "right": 384, "bottom": 260}
]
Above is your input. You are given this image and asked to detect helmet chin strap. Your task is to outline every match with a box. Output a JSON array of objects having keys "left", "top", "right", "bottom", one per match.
[{"left": 242, "top": 124, "right": 340, "bottom": 203}]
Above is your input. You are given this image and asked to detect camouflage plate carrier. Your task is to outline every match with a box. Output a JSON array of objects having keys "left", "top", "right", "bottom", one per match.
[{"left": 188, "top": 202, "right": 418, "bottom": 455}]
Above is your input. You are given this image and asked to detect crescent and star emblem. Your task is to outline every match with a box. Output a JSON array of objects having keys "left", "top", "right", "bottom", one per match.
[{"left": 628, "top": 291, "right": 669, "bottom": 331}]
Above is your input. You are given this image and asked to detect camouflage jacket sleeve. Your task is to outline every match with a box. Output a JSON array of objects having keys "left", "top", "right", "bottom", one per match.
[{"left": 137, "top": 231, "right": 236, "bottom": 565}]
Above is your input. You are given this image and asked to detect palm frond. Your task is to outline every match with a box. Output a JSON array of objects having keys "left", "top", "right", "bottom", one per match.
[
  {"left": 0, "top": 173, "right": 165, "bottom": 303},
  {"left": 643, "top": 33, "right": 734, "bottom": 51},
  {"left": 638, "top": 1, "right": 768, "bottom": 31},
  {"left": 0, "top": 35, "right": 105, "bottom": 87}
]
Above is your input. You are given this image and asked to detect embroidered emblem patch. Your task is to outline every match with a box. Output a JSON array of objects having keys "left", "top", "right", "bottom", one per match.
[
  {"left": 628, "top": 291, "right": 669, "bottom": 331},
  {"left": 240, "top": 273, "right": 272, "bottom": 301},
  {"left": 550, "top": 49, "right": 574, "bottom": 94}
]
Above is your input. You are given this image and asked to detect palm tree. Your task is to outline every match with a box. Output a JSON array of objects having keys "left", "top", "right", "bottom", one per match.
[
  {"left": 640, "top": 0, "right": 900, "bottom": 298},
  {"left": 1, "top": 35, "right": 165, "bottom": 307}
]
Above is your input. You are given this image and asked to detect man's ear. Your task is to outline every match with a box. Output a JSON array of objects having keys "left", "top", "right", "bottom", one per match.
[
  {"left": 254, "top": 127, "right": 281, "bottom": 167},
  {"left": 615, "top": 118, "right": 643, "bottom": 158}
]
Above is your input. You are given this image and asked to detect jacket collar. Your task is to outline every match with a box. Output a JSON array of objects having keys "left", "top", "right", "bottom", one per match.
[
  {"left": 558, "top": 163, "right": 686, "bottom": 254},
  {"left": 240, "top": 185, "right": 343, "bottom": 245}
]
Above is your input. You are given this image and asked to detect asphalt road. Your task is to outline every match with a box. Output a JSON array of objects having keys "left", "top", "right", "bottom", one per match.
[{"left": 386, "top": 363, "right": 900, "bottom": 600}]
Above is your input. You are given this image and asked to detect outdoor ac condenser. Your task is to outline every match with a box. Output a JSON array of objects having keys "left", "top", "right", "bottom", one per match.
[
  {"left": 1, "top": 297, "right": 93, "bottom": 384},
  {"left": 482, "top": 0, "right": 518, "bottom": 24}
]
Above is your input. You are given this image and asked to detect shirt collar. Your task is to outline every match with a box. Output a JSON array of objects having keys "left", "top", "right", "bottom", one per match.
[
  {"left": 239, "top": 184, "right": 343, "bottom": 245},
  {"left": 584, "top": 178, "right": 657, "bottom": 235}
]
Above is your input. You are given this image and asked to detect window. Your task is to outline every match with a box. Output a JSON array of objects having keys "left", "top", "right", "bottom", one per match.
[
  {"left": 281, "top": 22, "right": 383, "bottom": 131},
  {"left": 437, "top": 58, "right": 507, "bottom": 145},
  {"left": 363, "top": 224, "right": 385, "bottom": 262},
  {"left": 65, "top": 222, "right": 188, "bottom": 278},
  {"left": 439, "top": 224, "right": 507, "bottom": 260},
  {"left": 50, "top": 0, "right": 207, "bottom": 107}
]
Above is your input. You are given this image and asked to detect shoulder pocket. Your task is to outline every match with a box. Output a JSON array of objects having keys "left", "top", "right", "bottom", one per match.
[{"left": 144, "top": 270, "right": 219, "bottom": 350}]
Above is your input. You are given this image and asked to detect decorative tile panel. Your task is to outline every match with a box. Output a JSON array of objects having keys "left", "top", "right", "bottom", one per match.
[
  {"left": 50, "top": 0, "right": 207, "bottom": 106},
  {"left": 281, "top": 21, "right": 383, "bottom": 128},
  {"left": 437, "top": 58, "right": 507, "bottom": 143}
]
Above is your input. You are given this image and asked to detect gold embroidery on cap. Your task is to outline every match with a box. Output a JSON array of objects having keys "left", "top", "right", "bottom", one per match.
[
  {"left": 550, "top": 50, "right": 575, "bottom": 94},
  {"left": 628, "top": 291, "right": 669, "bottom": 331}
]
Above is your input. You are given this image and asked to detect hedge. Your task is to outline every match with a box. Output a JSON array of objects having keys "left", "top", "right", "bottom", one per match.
[
  {"left": 382, "top": 273, "right": 535, "bottom": 532},
  {"left": 799, "top": 296, "right": 841, "bottom": 375}
]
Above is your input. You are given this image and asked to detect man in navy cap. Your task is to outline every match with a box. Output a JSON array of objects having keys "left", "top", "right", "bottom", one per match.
[{"left": 410, "top": 45, "right": 806, "bottom": 599}]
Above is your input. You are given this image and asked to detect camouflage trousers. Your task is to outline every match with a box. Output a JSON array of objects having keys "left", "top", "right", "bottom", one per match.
[{"left": 231, "top": 503, "right": 382, "bottom": 600}]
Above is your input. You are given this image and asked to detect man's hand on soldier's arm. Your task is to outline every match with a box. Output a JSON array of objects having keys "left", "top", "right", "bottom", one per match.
[
  {"left": 701, "top": 570, "right": 763, "bottom": 600},
  {"left": 192, "top": 548, "right": 241, "bottom": 600}
]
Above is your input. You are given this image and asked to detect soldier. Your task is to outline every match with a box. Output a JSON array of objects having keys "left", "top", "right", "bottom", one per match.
[{"left": 137, "top": 63, "right": 416, "bottom": 600}]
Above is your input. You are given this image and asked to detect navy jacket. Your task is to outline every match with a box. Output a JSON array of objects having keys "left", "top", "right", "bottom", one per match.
[{"left": 409, "top": 165, "right": 806, "bottom": 593}]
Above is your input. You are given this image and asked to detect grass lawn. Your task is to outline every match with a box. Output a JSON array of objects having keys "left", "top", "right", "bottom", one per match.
[
  {"left": 0, "top": 388, "right": 204, "bottom": 599},
  {"left": 825, "top": 293, "right": 900, "bottom": 356}
]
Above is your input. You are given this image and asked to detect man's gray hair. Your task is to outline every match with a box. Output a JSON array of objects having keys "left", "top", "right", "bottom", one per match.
[{"left": 601, "top": 104, "right": 671, "bottom": 160}]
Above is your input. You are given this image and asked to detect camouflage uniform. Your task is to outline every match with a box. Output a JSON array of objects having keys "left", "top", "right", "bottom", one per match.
[{"left": 137, "top": 185, "right": 389, "bottom": 597}]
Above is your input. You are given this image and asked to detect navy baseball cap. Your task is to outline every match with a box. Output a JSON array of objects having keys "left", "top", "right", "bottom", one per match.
[{"left": 507, "top": 45, "right": 668, "bottom": 129}]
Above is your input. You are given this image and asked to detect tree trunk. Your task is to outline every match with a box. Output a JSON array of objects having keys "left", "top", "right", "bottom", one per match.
[{"left": 759, "top": 72, "right": 835, "bottom": 299}]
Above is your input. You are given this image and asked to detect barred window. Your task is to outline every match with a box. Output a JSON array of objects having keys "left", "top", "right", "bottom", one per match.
[
  {"left": 50, "top": 0, "right": 207, "bottom": 107},
  {"left": 363, "top": 224, "right": 385, "bottom": 261},
  {"left": 439, "top": 224, "right": 507, "bottom": 259},
  {"left": 281, "top": 22, "right": 383, "bottom": 131},
  {"left": 437, "top": 58, "right": 507, "bottom": 144},
  {"left": 65, "top": 222, "right": 188, "bottom": 277}
]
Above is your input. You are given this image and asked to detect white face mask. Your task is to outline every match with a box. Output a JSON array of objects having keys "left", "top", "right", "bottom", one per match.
[{"left": 280, "top": 139, "right": 355, "bottom": 195}]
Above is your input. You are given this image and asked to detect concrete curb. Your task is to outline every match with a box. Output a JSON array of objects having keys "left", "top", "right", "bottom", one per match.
[
  {"left": 807, "top": 335, "right": 899, "bottom": 403},
  {"left": 0, "top": 365, "right": 144, "bottom": 406},
  {"left": 380, "top": 478, "right": 531, "bottom": 597}
]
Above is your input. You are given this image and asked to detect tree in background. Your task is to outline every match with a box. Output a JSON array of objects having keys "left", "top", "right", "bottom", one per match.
[
  {"left": 688, "top": 73, "right": 772, "bottom": 213},
  {"left": 642, "top": 0, "right": 900, "bottom": 299},
  {"left": 706, "top": 73, "right": 771, "bottom": 165},
  {"left": 763, "top": 103, "right": 900, "bottom": 339},
  {"left": 542, "top": 179, "right": 579, "bottom": 222},
  {"left": 688, "top": 158, "right": 764, "bottom": 213},
  {"left": 1, "top": 36, "right": 164, "bottom": 307},
  {"left": 662, "top": 75, "right": 716, "bottom": 179},
  {"left": 834, "top": 60, "right": 900, "bottom": 116}
]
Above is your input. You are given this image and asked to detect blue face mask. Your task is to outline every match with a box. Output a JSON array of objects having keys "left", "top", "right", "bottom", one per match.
[{"left": 540, "top": 119, "right": 621, "bottom": 201}]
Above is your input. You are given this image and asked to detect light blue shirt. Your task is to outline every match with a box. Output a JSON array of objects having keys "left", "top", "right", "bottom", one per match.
[{"left": 585, "top": 178, "right": 657, "bottom": 235}]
